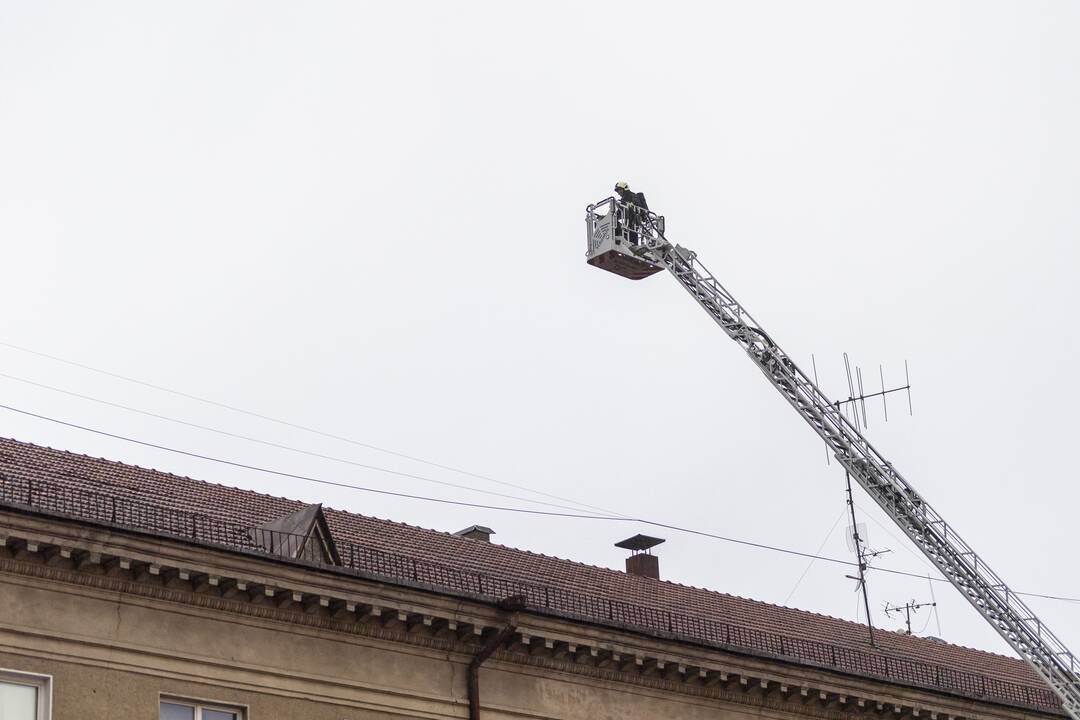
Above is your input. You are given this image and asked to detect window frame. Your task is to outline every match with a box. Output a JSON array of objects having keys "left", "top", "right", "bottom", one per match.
[
  {"left": 160, "top": 695, "right": 246, "bottom": 720},
  {"left": 0, "top": 668, "right": 52, "bottom": 720}
]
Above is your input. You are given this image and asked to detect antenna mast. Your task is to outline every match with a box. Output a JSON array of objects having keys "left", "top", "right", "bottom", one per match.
[{"left": 845, "top": 471, "right": 875, "bottom": 645}]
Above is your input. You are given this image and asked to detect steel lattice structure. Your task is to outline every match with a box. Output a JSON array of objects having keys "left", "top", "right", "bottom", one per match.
[{"left": 586, "top": 196, "right": 1080, "bottom": 720}]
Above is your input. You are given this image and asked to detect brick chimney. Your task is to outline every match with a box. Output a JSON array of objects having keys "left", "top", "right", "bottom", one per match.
[
  {"left": 615, "top": 534, "right": 665, "bottom": 580},
  {"left": 454, "top": 525, "right": 495, "bottom": 543}
]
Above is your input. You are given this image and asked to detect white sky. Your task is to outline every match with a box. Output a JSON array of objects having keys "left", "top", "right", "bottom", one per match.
[{"left": 2, "top": 2, "right": 1078, "bottom": 659}]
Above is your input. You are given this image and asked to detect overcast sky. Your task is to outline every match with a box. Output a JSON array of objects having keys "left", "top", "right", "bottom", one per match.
[{"left": 2, "top": 2, "right": 1078, "bottom": 659}]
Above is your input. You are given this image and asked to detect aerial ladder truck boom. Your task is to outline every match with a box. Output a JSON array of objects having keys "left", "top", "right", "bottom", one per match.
[{"left": 585, "top": 195, "right": 1080, "bottom": 720}]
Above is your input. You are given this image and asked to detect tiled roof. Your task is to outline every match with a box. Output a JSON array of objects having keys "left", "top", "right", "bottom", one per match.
[{"left": 0, "top": 436, "right": 1058, "bottom": 713}]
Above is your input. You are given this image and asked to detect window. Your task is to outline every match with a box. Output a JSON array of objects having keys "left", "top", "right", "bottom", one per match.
[
  {"left": 160, "top": 699, "right": 242, "bottom": 720},
  {"left": 0, "top": 670, "right": 51, "bottom": 720}
]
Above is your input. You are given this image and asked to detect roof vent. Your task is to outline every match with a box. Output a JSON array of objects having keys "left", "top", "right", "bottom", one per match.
[
  {"left": 455, "top": 525, "right": 495, "bottom": 543},
  {"left": 616, "top": 534, "right": 665, "bottom": 580}
]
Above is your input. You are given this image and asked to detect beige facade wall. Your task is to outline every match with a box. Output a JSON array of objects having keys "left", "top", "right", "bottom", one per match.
[
  {"left": 0, "top": 510, "right": 1060, "bottom": 720},
  {"left": 0, "top": 570, "right": 765, "bottom": 720}
]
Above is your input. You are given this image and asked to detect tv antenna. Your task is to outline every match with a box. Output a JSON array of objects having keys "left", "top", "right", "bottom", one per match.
[
  {"left": 884, "top": 599, "right": 938, "bottom": 635},
  {"left": 813, "top": 354, "right": 906, "bottom": 643},
  {"left": 812, "top": 354, "right": 912, "bottom": 466}
]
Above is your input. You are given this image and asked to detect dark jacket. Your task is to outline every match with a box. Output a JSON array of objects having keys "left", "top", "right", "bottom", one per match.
[{"left": 616, "top": 188, "right": 649, "bottom": 211}]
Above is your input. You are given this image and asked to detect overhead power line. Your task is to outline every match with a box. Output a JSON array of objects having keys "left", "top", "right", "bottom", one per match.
[
  {"left": 2, "top": 401, "right": 1077, "bottom": 605},
  {"left": 0, "top": 370, "right": 618, "bottom": 517},
  {"left": 852, "top": 500, "right": 1080, "bottom": 605},
  {"left": 0, "top": 340, "right": 625, "bottom": 518},
  {"left": 0, "top": 402, "right": 616, "bottom": 520}
]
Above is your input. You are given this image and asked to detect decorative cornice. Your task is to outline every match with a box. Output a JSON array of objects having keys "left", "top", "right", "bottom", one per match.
[{"left": 0, "top": 519, "right": 1057, "bottom": 720}]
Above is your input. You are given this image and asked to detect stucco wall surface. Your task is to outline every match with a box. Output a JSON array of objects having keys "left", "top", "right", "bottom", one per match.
[{"left": 0, "top": 572, "right": 770, "bottom": 720}]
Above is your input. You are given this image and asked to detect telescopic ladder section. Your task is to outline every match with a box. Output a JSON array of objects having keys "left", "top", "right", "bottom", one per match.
[{"left": 584, "top": 197, "right": 1080, "bottom": 720}]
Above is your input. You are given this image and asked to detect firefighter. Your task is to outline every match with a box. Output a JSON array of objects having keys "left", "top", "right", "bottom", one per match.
[
  {"left": 614, "top": 181, "right": 649, "bottom": 245},
  {"left": 614, "top": 181, "right": 649, "bottom": 212}
]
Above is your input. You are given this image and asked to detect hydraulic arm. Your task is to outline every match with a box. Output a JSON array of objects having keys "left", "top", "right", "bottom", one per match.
[{"left": 585, "top": 196, "right": 1080, "bottom": 719}]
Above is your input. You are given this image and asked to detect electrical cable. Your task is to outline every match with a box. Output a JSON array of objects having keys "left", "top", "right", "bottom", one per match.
[
  {"left": 0, "top": 340, "right": 627, "bottom": 519},
  {"left": 1, "top": 398, "right": 852, "bottom": 560},
  {"left": 917, "top": 604, "right": 935, "bottom": 635},
  {"left": 0, "top": 402, "right": 619, "bottom": 520},
  {"left": 2, "top": 401, "right": 1078, "bottom": 604},
  {"left": 0, "top": 371, "right": 619, "bottom": 517},
  {"left": 854, "top": 500, "right": 937, "bottom": 573},
  {"left": 782, "top": 508, "right": 846, "bottom": 606},
  {"left": 852, "top": 500, "right": 1080, "bottom": 604},
  {"left": 928, "top": 573, "right": 943, "bottom": 636}
]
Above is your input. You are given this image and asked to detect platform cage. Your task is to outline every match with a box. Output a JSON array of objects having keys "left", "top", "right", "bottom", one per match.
[{"left": 585, "top": 197, "right": 665, "bottom": 280}]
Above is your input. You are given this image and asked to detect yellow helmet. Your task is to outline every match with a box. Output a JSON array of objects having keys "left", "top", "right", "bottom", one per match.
[{"left": 614, "top": 181, "right": 629, "bottom": 191}]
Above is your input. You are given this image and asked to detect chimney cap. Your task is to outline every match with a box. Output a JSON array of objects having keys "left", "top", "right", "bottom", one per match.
[
  {"left": 454, "top": 525, "right": 495, "bottom": 541},
  {"left": 615, "top": 534, "right": 665, "bottom": 553}
]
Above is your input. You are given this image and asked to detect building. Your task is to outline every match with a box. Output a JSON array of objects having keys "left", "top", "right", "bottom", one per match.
[{"left": 0, "top": 436, "right": 1061, "bottom": 720}]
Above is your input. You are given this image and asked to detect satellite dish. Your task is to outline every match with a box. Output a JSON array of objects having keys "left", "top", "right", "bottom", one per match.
[{"left": 846, "top": 523, "right": 868, "bottom": 553}]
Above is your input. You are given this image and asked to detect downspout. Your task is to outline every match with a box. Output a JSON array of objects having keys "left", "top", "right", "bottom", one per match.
[{"left": 468, "top": 596, "right": 525, "bottom": 720}]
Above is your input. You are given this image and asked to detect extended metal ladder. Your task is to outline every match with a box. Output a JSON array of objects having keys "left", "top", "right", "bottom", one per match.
[{"left": 586, "top": 197, "right": 1080, "bottom": 719}]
